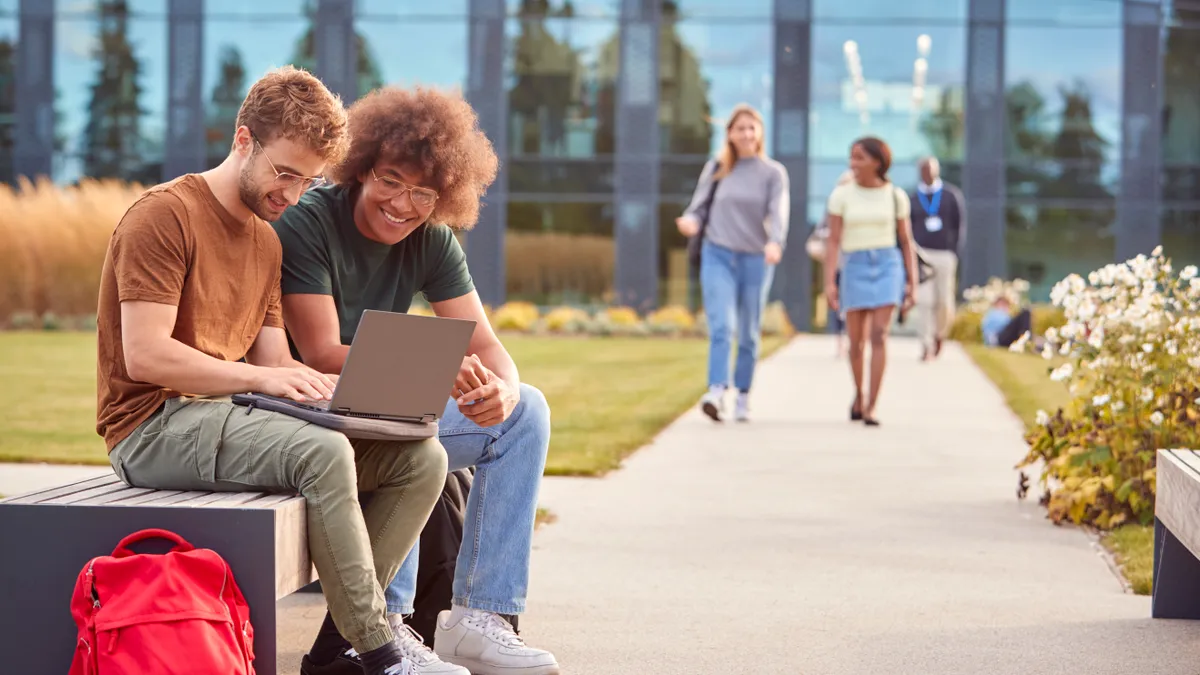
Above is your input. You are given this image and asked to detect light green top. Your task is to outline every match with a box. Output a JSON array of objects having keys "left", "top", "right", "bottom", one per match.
[{"left": 827, "top": 182, "right": 909, "bottom": 252}]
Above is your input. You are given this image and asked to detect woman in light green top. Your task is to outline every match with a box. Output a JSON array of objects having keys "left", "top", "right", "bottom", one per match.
[{"left": 823, "top": 137, "right": 918, "bottom": 426}]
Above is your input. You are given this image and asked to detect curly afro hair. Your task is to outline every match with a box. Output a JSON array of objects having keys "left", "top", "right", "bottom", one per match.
[{"left": 331, "top": 86, "right": 499, "bottom": 229}]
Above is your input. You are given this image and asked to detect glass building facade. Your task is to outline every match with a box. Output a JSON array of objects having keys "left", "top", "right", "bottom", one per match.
[{"left": 4, "top": 0, "right": 1198, "bottom": 329}]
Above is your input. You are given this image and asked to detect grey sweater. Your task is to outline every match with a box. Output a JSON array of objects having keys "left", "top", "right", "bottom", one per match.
[{"left": 684, "top": 156, "right": 790, "bottom": 254}]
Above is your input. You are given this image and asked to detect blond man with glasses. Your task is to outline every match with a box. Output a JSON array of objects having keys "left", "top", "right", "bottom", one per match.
[{"left": 272, "top": 86, "right": 559, "bottom": 675}]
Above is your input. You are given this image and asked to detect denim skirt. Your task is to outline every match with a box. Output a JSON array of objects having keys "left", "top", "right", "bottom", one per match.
[{"left": 840, "top": 247, "right": 904, "bottom": 312}]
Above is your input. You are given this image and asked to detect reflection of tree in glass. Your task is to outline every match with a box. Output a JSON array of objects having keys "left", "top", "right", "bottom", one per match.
[
  {"left": 509, "top": 0, "right": 583, "bottom": 155},
  {"left": 290, "top": 1, "right": 384, "bottom": 98},
  {"left": 918, "top": 88, "right": 964, "bottom": 161},
  {"left": 1161, "top": 24, "right": 1200, "bottom": 201},
  {"left": 657, "top": 1, "right": 712, "bottom": 155},
  {"left": 206, "top": 44, "right": 246, "bottom": 167},
  {"left": 82, "top": 0, "right": 146, "bottom": 181},
  {"left": 1004, "top": 80, "right": 1114, "bottom": 288},
  {"left": 593, "top": 1, "right": 712, "bottom": 156}
]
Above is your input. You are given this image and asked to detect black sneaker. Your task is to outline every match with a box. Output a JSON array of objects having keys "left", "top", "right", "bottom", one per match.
[{"left": 301, "top": 647, "right": 364, "bottom": 675}]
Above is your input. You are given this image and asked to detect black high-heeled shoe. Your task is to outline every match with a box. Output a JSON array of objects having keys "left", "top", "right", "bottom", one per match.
[
  {"left": 850, "top": 399, "right": 863, "bottom": 421},
  {"left": 863, "top": 416, "right": 880, "bottom": 427}
]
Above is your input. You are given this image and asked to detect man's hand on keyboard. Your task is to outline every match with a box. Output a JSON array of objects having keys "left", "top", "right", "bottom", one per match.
[{"left": 254, "top": 364, "right": 337, "bottom": 402}]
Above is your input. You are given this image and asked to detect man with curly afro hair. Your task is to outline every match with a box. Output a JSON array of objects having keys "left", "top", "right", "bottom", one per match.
[{"left": 273, "top": 86, "right": 558, "bottom": 675}]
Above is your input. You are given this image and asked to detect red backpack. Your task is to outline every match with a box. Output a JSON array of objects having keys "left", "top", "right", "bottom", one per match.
[{"left": 68, "top": 528, "right": 256, "bottom": 674}]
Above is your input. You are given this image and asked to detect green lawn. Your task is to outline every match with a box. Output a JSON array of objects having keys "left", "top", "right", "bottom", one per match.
[
  {"left": 0, "top": 331, "right": 789, "bottom": 476},
  {"left": 962, "top": 342, "right": 1153, "bottom": 595},
  {"left": 962, "top": 343, "right": 1071, "bottom": 429}
]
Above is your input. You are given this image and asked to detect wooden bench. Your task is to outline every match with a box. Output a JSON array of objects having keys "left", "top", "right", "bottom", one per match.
[
  {"left": 1153, "top": 449, "right": 1200, "bottom": 618},
  {"left": 0, "top": 473, "right": 315, "bottom": 675}
]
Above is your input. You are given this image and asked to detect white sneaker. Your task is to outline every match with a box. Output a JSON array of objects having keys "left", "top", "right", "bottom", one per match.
[
  {"left": 701, "top": 385, "right": 725, "bottom": 422},
  {"left": 734, "top": 392, "right": 750, "bottom": 422},
  {"left": 434, "top": 607, "right": 560, "bottom": 675},
  {"left": 388, "top": 614, "right": 470, "bottom": 675}
]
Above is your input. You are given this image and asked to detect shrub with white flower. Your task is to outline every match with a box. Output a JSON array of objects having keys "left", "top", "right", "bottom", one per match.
[{"left": 1018, "top": 247, "right": 1200, "bottom": 529}]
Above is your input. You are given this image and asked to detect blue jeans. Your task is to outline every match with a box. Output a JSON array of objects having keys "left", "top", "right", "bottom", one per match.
[
  {"left": 385, "top": 383, "right": 551, "bottom": 616},
  {"left": 700, "top": 239, "right": 775, "bottom": 393}
]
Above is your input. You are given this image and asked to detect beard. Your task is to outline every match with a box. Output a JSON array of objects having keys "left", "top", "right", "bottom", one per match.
[{"left": 237, "top": 165, "right": 278, "bottom": 221}]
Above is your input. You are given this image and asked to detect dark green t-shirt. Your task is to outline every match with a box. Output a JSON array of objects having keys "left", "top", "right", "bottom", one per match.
[{"left": 272, "top": 184, "right": 475, "bottom": 346}]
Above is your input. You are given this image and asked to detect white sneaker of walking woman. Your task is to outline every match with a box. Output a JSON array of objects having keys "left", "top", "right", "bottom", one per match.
[
  {"left": 701, "top": 385, "right": 725, "bottom": 421},
  {"left": 434, "top": 607, "right": 560, "bottom": 675}
]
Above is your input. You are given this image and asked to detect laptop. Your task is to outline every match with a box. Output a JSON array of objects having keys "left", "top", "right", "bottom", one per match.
[{"left": 243, "top": 309, "right": 476, "bottom": 425}]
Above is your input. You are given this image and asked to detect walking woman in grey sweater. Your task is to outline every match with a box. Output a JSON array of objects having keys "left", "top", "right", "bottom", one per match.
[{"left": 675, "top": 103, "right": 790, "bottom": 422}]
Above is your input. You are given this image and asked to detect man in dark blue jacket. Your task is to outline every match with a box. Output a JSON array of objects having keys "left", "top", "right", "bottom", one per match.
[{"left": 909, "top": 156, "right": 966, "bottom": 361}]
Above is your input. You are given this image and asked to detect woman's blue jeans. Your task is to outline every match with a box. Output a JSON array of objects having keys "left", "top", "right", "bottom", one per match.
[{"left": 700, "top": 239, "right": 775, "bottom": 393}]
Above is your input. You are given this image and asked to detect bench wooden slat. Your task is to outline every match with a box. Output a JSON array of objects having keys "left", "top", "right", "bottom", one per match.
[
  {"left": 195, "top": 492, "right": 269, "bottom": 508},
  {"left": 1158, "top": 450, "right": 1200, "bottom": 562},
  {"left": 38, "top": 481, "right": 132, "bottom": 505},
  {"left": 70, "top": 487, "right": 160, "bottom": 506},
  {"left": 253, "top": 493, "right": 300, "bottom": 509},
  {"left": 1, "top": 475, "right": 121, "bottom": 504},
  {"left": 113, "top": 490, "right": 189, "bottom": 506},
  {"left": 1177, "top": 450, "right": 1200, "bottom": 476}
]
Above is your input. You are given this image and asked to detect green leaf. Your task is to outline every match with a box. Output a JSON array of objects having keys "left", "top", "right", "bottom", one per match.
[{"left": 1116, "top": 478, "right": 1135, "bottom": 502}]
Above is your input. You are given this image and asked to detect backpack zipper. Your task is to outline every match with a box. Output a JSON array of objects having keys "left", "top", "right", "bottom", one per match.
[{"left": 87, "top": 560, "right": 101, "bottom": 609}]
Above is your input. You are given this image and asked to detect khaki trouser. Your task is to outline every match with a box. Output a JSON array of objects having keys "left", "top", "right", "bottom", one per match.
[
  {"left": 916, "top": 248, "right": 959, "bottom": 352},
  {"left": 108, "top": 396, "right": 448, "bottom": 654}
]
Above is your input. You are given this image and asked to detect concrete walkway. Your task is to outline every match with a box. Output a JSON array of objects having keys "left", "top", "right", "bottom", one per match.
[{"left": 519, "top": 336, "right": 1200, "bottom": 675}]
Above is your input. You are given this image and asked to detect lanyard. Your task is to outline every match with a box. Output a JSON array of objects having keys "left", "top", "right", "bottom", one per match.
[{"left": 918, "top": 188, "right": 941, "bottom": 216}]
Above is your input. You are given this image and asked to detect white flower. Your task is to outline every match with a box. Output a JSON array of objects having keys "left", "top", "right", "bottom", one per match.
[
  {"left": 1191, "top": 278, "right": 1200, "bottom": 292},
  {"left": 1141, "top": 388, "right": 1155, "bottom": 403},
  {"left": 1151, "top": 411, "right": 1165, "bottom": 425},
  {"left": 1153, "top": 245, "right": 1164, "bottom": 257},
  {"left": 1050, "top": 364, "right": 1074, "bottom": 382},
  {"left": 1182, "top": 265, "right": 1198, "bottom": 281},
  {"left": 1088, "top": 327, "right": 1105, "bottom": 349},
  {"left": 1036, "top": 410, "right": 1050, "bottom": 426},
  {"left": 1112, "top": 401, "right": 1126, "bottom": 413},
  {"left": 1009, "top": 331, "right": 1031, "bottom": 352},
  {"left": 1093, "top": 394, "right": 1111, "bottom": 407},
  {"left": 1143, "top": 343, "right": 1154, "bottom": 353}
]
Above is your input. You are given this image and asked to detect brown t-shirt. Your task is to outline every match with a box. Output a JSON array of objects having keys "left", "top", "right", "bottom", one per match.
[{"left": 96, "top": 174, "right": 284, "bottom": 450}]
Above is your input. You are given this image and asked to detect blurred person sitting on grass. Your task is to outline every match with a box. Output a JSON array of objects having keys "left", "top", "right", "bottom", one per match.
[
  {"left": 272, "top": 86, "right": 557, "bottom": 675},
  {"left": 96, "top": 66, "right": 446, "bottom": 675},
  {"left": 981, "top": 296, "right": 1032, "bottom": 349}
]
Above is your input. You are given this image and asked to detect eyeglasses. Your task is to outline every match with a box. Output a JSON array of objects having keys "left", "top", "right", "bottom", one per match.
[
  {"left": 254, "top": 138, "right": 327, "bottom": 191},
  {"left": 370, "top": 168, "right": 439, "bottom": 209}
]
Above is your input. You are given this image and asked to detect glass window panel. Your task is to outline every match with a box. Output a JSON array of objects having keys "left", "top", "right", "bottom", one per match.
[
  {"left": 813, "top": 0, "right": 967, "bottom": 21},
  {"left": 0, "top": 15, "right": 15, "bottom": 184},
  {"left": 1162, "top": 209, "right": 1200, "bottom": 268},
  {"left": 506, "top": 0, "right": 617, "bottom": 18},
  {"left": 1167, "top": 0, "right": 1200, "bottom": 27},
  {"left": 506, "top": 17, "right": 617, "bottom": 158},
  {"left": 1007, "top": 0, "right": 1121, "bottom": 25},
  {"left": 202, "top": 11, "right": 312, "bottom": 168},
  {"left": 57, "top": 0, "right": 167, "bottom": 16},
  {"left": 662, "top": 20, "right": 773, "bottom": 157},
  {"left": 53, "top": 2, "right": 168, "bottom": 184},
  {"left": 658, "top": 199, "right": 697, "bottom": 309},
  {"left": 1163, "top": 26, "right": 1200, "bottom": 171},
  {"left": 204, "top": 0, "right": 310, "bottom": 18},
  {"left": 1005, "top": 26, "right": 1121, "bottom": 207},
  {"left": 506, "top": 201, "right": 614, "bottom": 305},
  {"left": 668, "top": 0, "right": 772, "bottom": 20},
  {"left": 356, "top": 19, "right": 467, "bottom": 97},
  {"left": 1007, "top": 160, "right": 1120, "bottom": 200},
  {"left": 358, "top": 0, "right": 468, "bottom": 16},
  {"left": 659, "top": 156, "right": 709, "bottom": 197},
  {"left": 509, "top": 158, "right": 613, "bottom": 195},
  {"left": 1163, "top": 165, "right": 1200, "bottom": 204},
  {"left": 809, "top": 23, "right": 967, "bottom": 162},
  {"left": 1007, "top": 206, "right": 1116, "bottom": 301},
  {"left": 0, "top": 0, "right": 14, "bottom": 14}
]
